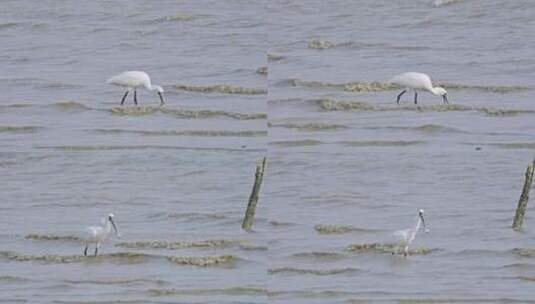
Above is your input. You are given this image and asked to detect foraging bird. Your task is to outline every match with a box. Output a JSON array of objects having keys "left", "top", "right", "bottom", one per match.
[
  {"left": 389, "top": 72, "right": 449, "bottom": 105},
  {"left": 83, "top": 213, "right": 121, "bottom": 256},
  {"left": 107, "top": 71, "right": 165, "bottom": 106},
  {"left": 393, "top": 209, "right": 429, "bottom": 257}
]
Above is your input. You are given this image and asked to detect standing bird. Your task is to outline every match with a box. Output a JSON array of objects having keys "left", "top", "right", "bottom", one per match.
[
  {"left": 393, "top": 209, "right": 429, "bottom": 257},
  {"left": 389, "top": 72, "right": 449, "bottom": 105},
  {"left": 83, "top": 213, "right": 121, "bottom": 256},
  {"left": 107, "top": 71, "right": 165, "bottom": 106}
]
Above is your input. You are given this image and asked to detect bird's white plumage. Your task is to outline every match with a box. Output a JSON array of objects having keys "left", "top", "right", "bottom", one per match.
[
  {"left": 107, "top": 71, "right": 152, "bottom": 89},
  {"left": 390, "top": 72, "right": 434, "bottom": 91},
  {"left": 393, "top": 209, "right": 429, "bottom": 256},
  {"left": 82, "top": 213, "right": 120, "bottom": 256},
  {"left": 107, "top": 70, "right": 165, "bottom": 105},
  {"left": 389, "top": 72, "right": 449, "bottom": 104}
]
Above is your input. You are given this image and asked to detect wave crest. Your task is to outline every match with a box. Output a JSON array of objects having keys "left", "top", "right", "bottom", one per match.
[
  {"left": 93, "top": 128, "right": 266, "bottom": 137},
  {"left": 0, "top": 126, "right": 42, "bottom": 134},
  {"left": 116, "top": 239, "right": 246, "bottom": 250},
  {"left": 174, "top": 84, "right": 266, "bottom": 95},
  {"left": 316, "top": 99, "right": 534, "bottom": 116},
  {"left": 270, "top": 122, "right": 347, "bottom": 131},
  {"left": 314, "top": 224, "right": 379, "bottom": 234},
  {"left": 348, "top": 243, "right": 435, "bottom": 255},
  {"left": 167, "top": 255, "right": 237, "bottom": 267},
  {"left": 25, "top": 234, "right": 80, "bottom": 241},
  {"left": 268, "top": 267, "right": 359, "bottom": 276},
  {"left": 148, "top": 287, "right": 266, "bottom": 296}
]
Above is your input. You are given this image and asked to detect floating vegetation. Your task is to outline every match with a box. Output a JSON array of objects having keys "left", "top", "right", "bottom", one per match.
[
  {"left": 308, "top": 39, "right": 336, "bottom": 49},
  {"left": 0, "top": 126, "right": 42, "bottom": 134},
  {"left": 267, "top": 53, "right": 285, "bottom": 61},
  {"left": 268, "top": 267, "right": 359, "bottom": 276},
  {"left": 0, "top": 251, "right": 91, "bottom": 264},
  {"left": 116, "top": 239, "right": 246, "bottom": 250},
  {"left": 25, "top": 234, "right": 80, "bottom": 241},
  {"left": 92, "top": 128, "right": 267, "bottom": 137},
  {"left": 269, "top": 139, "right": 324, "bottom": 147},
  {"left": 173, "top": 84, "right": 266, "bottom": 95},
  {"left": 314, "top": 224, "right": 379, "bottom": 234},
  {"left": 513, "top": 248, "right": 535, "bottom": 258},
  {"left": 167, "top": 255, "right": 237, "bottom": 267},
  {"left": 343, "top": 81, "right": 398, "bottom": 92},
  {"left": 316, "top": 98, "right": 534, "bottom": 116},
  {"left": 269, "top": 122, "right": 348, "bottom": 131},
  {"left": 239, "top": 244, "right": 268, "bottom": 251},
  {"left": 110, "top": 106, "right": 267, "bottom": 120},
  {"left": 291, "top": 251, "right": 346, "bottom": 261},
  {"left": 256, "top": 66, "right": 267, "bottom": 76},
  {"left": 437, "top": 82, "right": 531, "bottom": 93},
  {"left": 347, "top": 243, "right": 434, "bottom": 255}
]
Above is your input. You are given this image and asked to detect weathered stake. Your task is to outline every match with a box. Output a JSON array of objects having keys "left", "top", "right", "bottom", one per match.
[
  {"left": 242, "top": 157, "right": 267, "bottom": 231},
  {"left": 512, "top": 158, "right": 535, "bottom": 231}
]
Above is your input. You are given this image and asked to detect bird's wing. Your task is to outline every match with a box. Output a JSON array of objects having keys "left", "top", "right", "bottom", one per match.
[
  {"left": 85, "top": 226, "right": 103, "bottom": 239},
  {"left": 393, "top": 229, "right": 409, "bottom": 241},
  {"left": 389, "top": 72, "right": 432, "bottom": 90},
  {"left": 107, "top": 71, "right": 148, "bottom": 87}
]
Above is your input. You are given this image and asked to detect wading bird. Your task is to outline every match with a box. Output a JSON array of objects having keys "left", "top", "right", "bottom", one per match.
[
  {"left": 83, "top": 213, "right": 121, "bottom": 256},
  {"left": 389, "top": 72, "right": 448, "bottom": 104},
  {"left": 393, "top": 209, "right": 429, "bottom": 257},
  {"left": 107, "top": 71, "right": 165, "bottom": 106}
]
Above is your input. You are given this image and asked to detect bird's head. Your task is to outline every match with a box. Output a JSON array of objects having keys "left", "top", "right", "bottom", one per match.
[
  {"left": 107, "top": 213, "right": 121, "bottom": 238},
  {"left": 432, "top": 87, "right": 448, "bottom": 104},
  {"left": 418, "top": 209, "right": 430, "bottom": 233},
  {"left": 153, "top": 85, "right": 164, "bottom": 94}
]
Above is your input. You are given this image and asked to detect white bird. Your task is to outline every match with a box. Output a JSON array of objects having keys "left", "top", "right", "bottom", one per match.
[
  {"left": 107, "top": 71, "right": 165, "bottom": 106},
  {"left": 389, "top": 72, "right": 449, "bottom": 105},
  {"left": 83, "top": 213, "right": 121, "bottom": 256},
  {"left": 393, "top": 209, "right": 429, "bottom": 257}
]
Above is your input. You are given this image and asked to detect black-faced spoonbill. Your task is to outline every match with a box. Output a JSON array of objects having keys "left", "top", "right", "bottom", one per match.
[
  {"left": 83, "top": 213, "right": 121, "bottom": 256},
  {"left": 389, "top": 72, "right": 448, "bottom": 104},
  {"left": 393, "top": 209, "right": 429, "bottom": 257},
  {"left": 107, "top": 71, "right": 165, "bottom": 106}
]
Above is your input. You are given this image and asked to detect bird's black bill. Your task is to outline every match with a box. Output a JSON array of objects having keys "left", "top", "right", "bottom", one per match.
[
  {"left": 419, "top": 213, "right": 427, "bottom": 230},
  {"left": 158, "top": 92, "right": 165, "bottom": 105},
  {"left": 443, "top": 94, "right": 449, "bottom": 104},
  {"left": 110, "top": 218, "right": 120, "bottom": 237}
]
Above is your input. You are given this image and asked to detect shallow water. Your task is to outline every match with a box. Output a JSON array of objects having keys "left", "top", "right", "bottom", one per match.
[
  {"left": 267, "top": 0, "right": 535, "bottom": 303},
  {"left": 2, "top": 0, "right": 535, "bottom": 303},
  {"left": 1, "top": 1, "right": 267, "bottom": 303}
]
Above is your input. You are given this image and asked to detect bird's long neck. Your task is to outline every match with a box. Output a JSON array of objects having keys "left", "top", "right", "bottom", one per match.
[
  {"left": 414, "top": 216, "right": 422, "bottom": 233},
  {"left": 104, "top": 220, "right": 112, "bottom": 234},
  {"left": 144, "top": 80, "right": 154, "bottom": 91}
]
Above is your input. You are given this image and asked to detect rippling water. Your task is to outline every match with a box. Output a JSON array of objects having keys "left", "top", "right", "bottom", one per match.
[
  {"left": 267, "top": 0, "right": 535, "bottom": 303},
  {"left": 2, "top": 0, "right": 535, "bottom": 303},
  {"left": 1, "top": 1, "right": 267, "bottom": 303}
]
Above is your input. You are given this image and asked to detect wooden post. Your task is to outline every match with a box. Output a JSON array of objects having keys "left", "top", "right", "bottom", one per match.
[
  {"left": 242, "top": 157, "right": 266, "bottom": 231},
  {"left": 512, "top": 158, "right": 535, "bottom": 231}
]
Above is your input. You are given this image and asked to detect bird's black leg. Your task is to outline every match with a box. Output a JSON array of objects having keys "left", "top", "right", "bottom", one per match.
[
  {"left": 120, "top": 91, "right": 129, "bottom": 106},
  {"left": 94, "top": 247, "right": 98, "bottom": 256},
  {"left": 83, "top": 244, "right": 88, "bottom": 256},
  {"left": 134, "top": 89, "right": 138, "bottom": 105},
  {"left": 396, "top": 90, "right": 406, "bottom": 104},
  {"left": 414, "top": 91, "right": 418, "bottom": 104}
]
